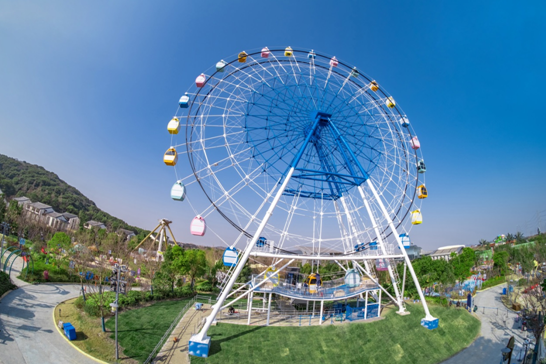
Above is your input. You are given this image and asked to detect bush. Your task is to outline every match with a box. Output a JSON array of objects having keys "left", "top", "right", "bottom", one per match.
[
  {"left": 0, "top": 271, "right": 16, "bottom": 296},
  {"left": 195, "top": 282, "right": 213, "bottom": 292}
]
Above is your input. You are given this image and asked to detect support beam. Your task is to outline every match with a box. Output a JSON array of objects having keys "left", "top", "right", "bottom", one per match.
[
  {"left": 247, "top": 291, "right": 253, "bottom": 325},
  {"left": 366, "top": 179, "right": 435, "bottom": 321},
  {"left": 251, "top": 251, "right": 405, "bottom": 261},
  {"left": 358, "top": 185, "right": 404, "bottom": 311},
  {"left": 266, "top": 292, "right": 272, "bottom": 325}
]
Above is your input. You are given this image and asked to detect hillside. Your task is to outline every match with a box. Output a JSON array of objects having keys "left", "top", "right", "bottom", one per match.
[{"left": 0, "top": 154, "right": 145, "bottom": 234}]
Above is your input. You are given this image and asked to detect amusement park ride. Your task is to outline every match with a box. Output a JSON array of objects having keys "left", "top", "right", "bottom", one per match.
[{"left": 163, "top": 47, "right": 437, "bottom": 357}]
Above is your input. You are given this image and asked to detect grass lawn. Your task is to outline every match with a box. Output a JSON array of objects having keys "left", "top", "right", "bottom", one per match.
[
  {"left": 192, "top": 303, "right": 480, "bottom": 364},
  {"left": 105, "top": 298, "right": 193, "bottom": 363},
  {"left": 55, "top": 297, "right": 122, "bottom": 363},
  {"left": 55, "top": 297, "right": 193, "bottom": 363}
]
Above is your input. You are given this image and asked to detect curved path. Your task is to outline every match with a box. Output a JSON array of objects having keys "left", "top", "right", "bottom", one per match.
[
  {"left": 0, "top": 258, "right": 97, "bottom": 364},
  {"left": 442, "top": 285, "right": 529, "bottom": 363}
]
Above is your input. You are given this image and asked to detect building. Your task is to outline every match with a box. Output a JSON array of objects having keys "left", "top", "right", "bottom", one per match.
[
  {"left": 61, "top": 213, "right": 80, "bottom": 232},
  {"left": 46, "top": 212, "right": 69, "bottom": 231},
  {"left": 117, "top": 228, "right": 136, "bottom": 241},
  {"left": 84, "top": 220, "right": 107, "bottom": 230},
  {"left": 25, "top": 202, "right": 55, "bottom": 224},
  {"left": 13, "top": 196, "right": 31, "bottom": 206},
  {"left": 427, "top": 245, "right": 465, "bottom": 261}
]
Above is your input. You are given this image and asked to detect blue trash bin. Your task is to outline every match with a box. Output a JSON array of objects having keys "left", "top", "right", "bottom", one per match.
[
  {"left": 502, "top": 287, "right": 507, "bottom": 295},
  {"left": 63, "top": 323, "right": 77, "bottom": 341}
]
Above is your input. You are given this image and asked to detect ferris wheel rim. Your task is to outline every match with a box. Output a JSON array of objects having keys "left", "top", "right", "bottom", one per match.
[{"left": 178, "top": 47, "right": 423, "bottom": 244}]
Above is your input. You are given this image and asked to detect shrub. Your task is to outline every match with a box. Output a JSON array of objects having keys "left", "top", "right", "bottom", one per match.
[{"left": 195, "top": 282, "right": 212, "bottom": 292}]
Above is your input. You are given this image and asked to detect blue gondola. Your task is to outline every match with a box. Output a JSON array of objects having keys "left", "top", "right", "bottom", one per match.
[
  {"left": 216, "top": 60, "right": 227, "bottom": 72},
  {"left": 369, "top": 241, "right": 378, "bottom": 251},
  {"left": 354, "top": 242, "right": 365, "bottom": 252},
  {"left": 399, "top": 233, "right": 411, "bottom": 249},
  {"left": 417, "top": 159, "right": 426, "bottom": 173},
  {"left": 222, "top": 247, "right": 238, "bottom": 267},
  {"left": 308, "top": 50, "right": 316, "bottom": 59},
  {"left": 171, "top": 180, "right": 186, "bottom": 201},
  {"left": 256, "top": 236, "right": 267, "bottom": 248},
  {"left": 400, "top": 117, "right": 410, "bottom": 127},
  {"left": 179, "top": 92, "right": 190, "bottom": 108}
]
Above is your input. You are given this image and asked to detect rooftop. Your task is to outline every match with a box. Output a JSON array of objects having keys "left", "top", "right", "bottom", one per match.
[{"left": 29, "top": 202, "right": 53, "bottom": 210}]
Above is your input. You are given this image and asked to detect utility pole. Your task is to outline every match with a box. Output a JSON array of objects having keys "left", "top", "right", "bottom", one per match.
[{"left": 109, "top": 263, "right": 127, "bottom": 361}]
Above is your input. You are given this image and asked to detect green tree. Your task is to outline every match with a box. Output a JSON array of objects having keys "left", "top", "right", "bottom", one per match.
[
  {"left": 450, "top": 248, "right": 476, "bottom": 280},
  {"left": 0, "top": 198, "right": 6, "bottom": 223},
  {"left": 493, "top": 251, "right": 509, "bottom": 274},
  {"left": 172, "top": 248, "right": 208, "bottom": 290},
  {"left": 47, "top": 232, "right": 72, "bottom": 252},
  {"left": 0, "top": 179, "right": 15, "bottom": 197},
  {"left": 478, "top": 239, "right": 489, "bottom": 247},
  {"left": 6, "top": 200, "right": 22, "bottom": 233},
  {"left": 515, "top": 232, "right": 526, "bottom": 244}
]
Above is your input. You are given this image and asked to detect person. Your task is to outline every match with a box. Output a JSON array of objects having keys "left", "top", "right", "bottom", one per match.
[{"left": 228, "top": 306, "right": 235, "bottom": 315}]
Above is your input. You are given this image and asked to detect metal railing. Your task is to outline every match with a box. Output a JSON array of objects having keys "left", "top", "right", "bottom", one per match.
[{"left": 144, "top": 297, "right": 196, "bottom": 364}]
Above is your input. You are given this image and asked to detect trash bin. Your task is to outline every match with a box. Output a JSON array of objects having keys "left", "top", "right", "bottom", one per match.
[
  {"left": 63, "top": 323, "right": 77, "bottom": 341},
  {"left": 502, "top": 287, "right": 507, "bottom": 295}
]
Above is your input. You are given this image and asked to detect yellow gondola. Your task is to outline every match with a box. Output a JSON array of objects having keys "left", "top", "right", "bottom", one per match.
[
  {"left": 411, "top": 209, "right": 423, "bottom": 225},
  {"left": 167, "top": 117, "right": 180, "bottom": 135},
  {"left": 238, "top": 51, "right": 248, "bottom": 63},
  {"left": 163, "top": 147, "right": 178, "bottom": 166},
  {"left": 305, "top": 273, "right": 322, "bottom": 294},
  {"left": 264, "top": 266, "right": 279, "bottom": 287},
  {"left": 369, "top": 80, "right": 379, "bottom": 92},
  {"left": 417, "top": 184, "right": 428, "bottom": 199},
  {"left": 284, "top": 46, "right": 293, "bottom": 57},
  {"left": 386, "top": 97, "right": 396, "bottom": 108}
]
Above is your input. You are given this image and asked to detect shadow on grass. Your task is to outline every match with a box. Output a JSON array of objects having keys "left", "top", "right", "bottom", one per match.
[
  {"left": 75, "top": 331, "right": 89, "bottom": 341},
  {"left": 207, "top": 325, "right": 265, "bottom": 358}
]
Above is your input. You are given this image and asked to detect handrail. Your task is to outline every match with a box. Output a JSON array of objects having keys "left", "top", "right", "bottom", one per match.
[{"left": 143, "top": 297, "right": 196, "bottom": 364}]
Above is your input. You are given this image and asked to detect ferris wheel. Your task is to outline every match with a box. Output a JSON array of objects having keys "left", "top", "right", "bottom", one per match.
[{"left": 164, "top": 47, "right": 437, "bottom": 357}]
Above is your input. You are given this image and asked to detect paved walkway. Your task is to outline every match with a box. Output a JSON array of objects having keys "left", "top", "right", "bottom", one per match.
[
  {"left": 154, "top": 304, "right": 211, "bottom": 364},
  {"left": 442, "top": 285, "right": 530, "bottom": 363},
  {"left": 0, "top": 257, "right": 96, "bottom": 364}
]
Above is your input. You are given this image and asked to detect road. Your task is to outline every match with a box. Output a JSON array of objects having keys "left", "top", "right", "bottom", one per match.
[
  {"left": 0, "top": 257, "right": 97, "bottom": 364},
  {"left": 442, "top": 285, "right": 531, "bottom": 363}
]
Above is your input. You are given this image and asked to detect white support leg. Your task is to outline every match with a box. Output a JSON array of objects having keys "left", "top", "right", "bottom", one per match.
[
  {"left": 320, "top": 300, "right": 324, "bottom": 325},
  {"left": 266, "top": 293, "right": 272, "bottom": 326},
  {"left": 366, "top": 179, "right": 436, "bottom": 322},
  {"left": 365, "top": 291, "right": 368, "bottom": 320},
  {"left": 247, "top": 291, "right": 253, "bottom": 325},
  {"left": 378, "top": 289, "right": 382, "bottom": 316},
  {"left": 192, "top": 167, "right": 298, "bottom": 342},
  {"left": 358, "top": 185, "right": 404, "bottom": 312}
]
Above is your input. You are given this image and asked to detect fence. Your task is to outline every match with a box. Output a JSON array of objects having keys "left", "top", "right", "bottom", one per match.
[{"left": 144, "top": 297, "right": 196, "bottom": 364}]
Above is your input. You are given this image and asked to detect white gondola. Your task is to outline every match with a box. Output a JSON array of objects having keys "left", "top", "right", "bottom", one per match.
[
  {"left": 190, "top": 215, "right": 206, "bottom": 236},
  {"left": 344, "top": 269, "right": 361, "bottom": 288},
  {"left": 216, "top": 60, "right": 227, "bottom": 72},
  {"left": 171, "top": 181, "right": 186, "bottom": 201},
  {"left": 222, "top": 247, "right": 238, "bottom": 267}
]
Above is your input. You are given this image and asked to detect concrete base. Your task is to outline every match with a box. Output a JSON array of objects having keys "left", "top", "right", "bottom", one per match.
[
  {"left": 189, "top": 335, "right": 211, "bottom": 358},
  {"left": 421, "top": 317, "right": 439, "bottom": 330},
  {"left": 396, "top": 310, "right": 411, "bottom": 316}
]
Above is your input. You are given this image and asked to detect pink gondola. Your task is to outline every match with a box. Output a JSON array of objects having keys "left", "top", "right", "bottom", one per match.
[
  {"left": 329, "top": 56, "right": 339, "bottom": 67},
  {"left": 195, "top": 73, "right": 206, "bottom": 88},
  {"left": 190, "top": 215, "right": 206, "bottom": 236},
  {"left": 261, "top": 47, "right": 270, "bottom": 58},
  {"left": 411, "top": 136, "right": 420, "bottom": 150}
]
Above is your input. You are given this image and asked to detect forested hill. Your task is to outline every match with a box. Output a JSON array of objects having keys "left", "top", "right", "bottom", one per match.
[{"left": 0, "top": 154, "right": 144, "bottom": 234}]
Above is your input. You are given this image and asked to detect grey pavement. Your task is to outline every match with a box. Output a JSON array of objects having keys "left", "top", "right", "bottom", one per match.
[
  {"left": 0, "top": 256, "right": 97, "bottom": 364},
  {"left": 442, "top": 285, "right": 531, "bottom": 363}
]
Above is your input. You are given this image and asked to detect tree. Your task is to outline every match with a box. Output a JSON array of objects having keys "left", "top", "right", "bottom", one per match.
[
  {"left": 515, "top": 232, "right": 526, "bottom": 244},
  {"left": 47, "top": 232, "right": 72, "bottom": 253},
  {"left": 0, "top": 179, "right": 16, "bottom": 197},
  {"left": 0, "top": 198, "right": 6, "bottom": 223},
  {"left": 493, "top": 251, "right": 509, "bottom": 274},
  {"left": 451, "top": 248, "right": 477, "bottom": 280},
  {"left": 6, "top": 200, "right": 22, "bottom": 233},
  {"left": 478, "top": 239, "right": 489, "bottom": 247},
  {"left": 506, "top": 233, "right": 515, "bottom": 243},
  {"left": 172, "top": 249, "right": 208, "bottom": 290}
]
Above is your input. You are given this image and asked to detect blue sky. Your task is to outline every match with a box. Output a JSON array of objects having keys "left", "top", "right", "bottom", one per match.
[{"left": 1, "top": 1, "right": 545, "bottom": 251}]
